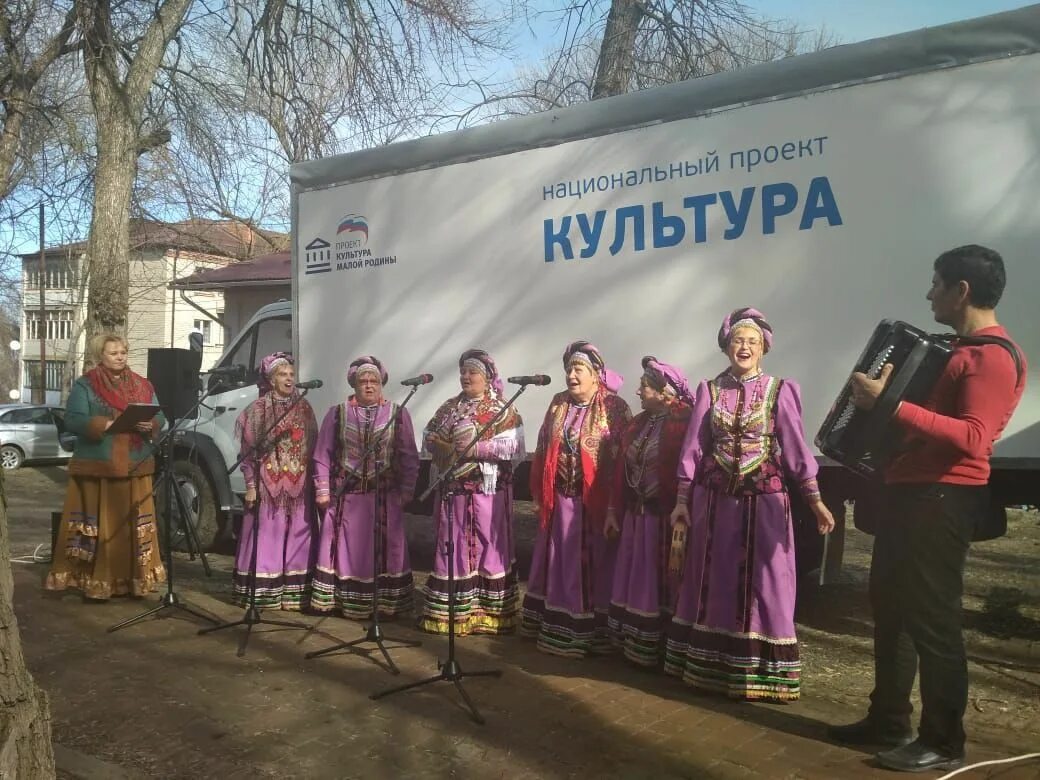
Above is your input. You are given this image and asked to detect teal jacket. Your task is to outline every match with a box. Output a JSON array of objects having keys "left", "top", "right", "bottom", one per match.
[{"left": 66, "top": 375, "right": 165, "bottom": 478}]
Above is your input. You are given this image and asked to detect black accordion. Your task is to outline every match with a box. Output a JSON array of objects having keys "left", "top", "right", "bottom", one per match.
[{"left": 815, "top": 320, "right": 954, "bottom": 478}]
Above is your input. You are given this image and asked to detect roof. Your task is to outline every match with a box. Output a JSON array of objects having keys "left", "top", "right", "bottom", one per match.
[
  {"left": 292, "top": 4, "right": 1040, "bottom": 190},
  {"left": 169, "top": 250, "right": 291, "bottom": 290},
  {"left": 21, "top": 218, "right": 288, "bottom": 261}
]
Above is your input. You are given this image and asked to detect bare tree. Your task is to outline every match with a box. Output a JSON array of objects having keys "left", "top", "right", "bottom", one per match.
[
  {"left": 478, "top": 5, "right": 838, "bottom": 120},
  {"left": 70, "top": 0, "right": 506, "bottom": 317},
  {"left": 0, "top": 6, "right": 85, "bottom": 752},
  {"left": 591, "top": 0, "right": 643, "bottom": 98},
  {"left": 0, "top": 0, "right": 79, "bottom": 203},
  {"left": 524, "top": 0, "right": 778, "bottom": 100},
  {"left": 75, "top": 0, "right": 194, "bottom": 337}
]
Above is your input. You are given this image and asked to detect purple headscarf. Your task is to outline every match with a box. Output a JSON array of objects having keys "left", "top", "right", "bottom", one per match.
[
  {"left": 717, "top": 307, "right": 773, "bottom": 353},
  {"left": 257, "top": 351, "right": 293, "bottom": 397},
  {"left": 563, "top": 340, "right": 623, "bottom": 393},
  {"left": 347, "top": 355, "right": 388, "bottom": 388},
  {"left": 641, "top": 356, "right": 693, "bottom": 405},
  {"left": 459, "top": 348, "right": 504, "bottom": 397}
]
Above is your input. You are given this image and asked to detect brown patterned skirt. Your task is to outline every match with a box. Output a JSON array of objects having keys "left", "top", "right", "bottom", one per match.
[{"left": 45, "top": 474, "right": 166, "bottom": 600}]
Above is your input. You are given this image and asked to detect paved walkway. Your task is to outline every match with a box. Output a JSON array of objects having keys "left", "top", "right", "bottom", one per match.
[
  {"left": 6, "top": 467, "right": 1037, "bottom": 779},
  {"left": 11, "top": 556, "right": 1037, "bottom": 780}
]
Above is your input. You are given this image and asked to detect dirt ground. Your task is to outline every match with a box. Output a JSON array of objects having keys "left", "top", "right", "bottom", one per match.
[
  {"left": 6, "top": 465, "right": 1040, "bottom": 779},
  {"left": 796, "top": 508, "right": 1040, "bottom": 749}
]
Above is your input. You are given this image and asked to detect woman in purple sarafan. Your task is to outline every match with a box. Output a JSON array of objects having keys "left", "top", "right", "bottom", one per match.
[
  {"left": 420, "top": 349, "right": 525, "bottom": 635},
  {"left": 522, "top": 341, "right": 632, "bottom": 658},
  {"left": 233, "top": 352, "right": 318, "bottom": 610},
  {"left": 311, "top": 356, "right": 419, "bottom": 619},
  {"left": 666, "top": 308, "right": 835, "bottom": 701},
  {"left": 605, "top": 356, "right": 694, "bottom": 668}
]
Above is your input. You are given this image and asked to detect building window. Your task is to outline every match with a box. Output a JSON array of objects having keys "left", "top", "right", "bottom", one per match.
[
  {"left": 193, "top": 319, "right": 212, "bottom": 344},
  {"left": 25, "top": 259, "right": 78, "bottom": 290},
  {"left": 25, "top": 309, "right": 73, "bottom": 341},
  {"left": 23, "top": 360, "right": 65, "bottom": 392}
]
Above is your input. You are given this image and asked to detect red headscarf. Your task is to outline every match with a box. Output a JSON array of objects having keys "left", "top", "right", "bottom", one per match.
[
  {"left": 85, "top": 365, "right": 154, "bottom": 412},
  {"left": 531, "top": 389, "right": 631, "bottom": 530}
]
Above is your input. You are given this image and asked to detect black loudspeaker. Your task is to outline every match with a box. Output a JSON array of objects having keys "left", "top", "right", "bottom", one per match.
[{"left": 147, "top": 348, "right": 203, "bottom": 422}]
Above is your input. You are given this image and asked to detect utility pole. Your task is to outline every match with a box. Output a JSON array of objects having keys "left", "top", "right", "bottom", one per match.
[{"left": 36, "top": 203, "right": 46, "bottom": 404}]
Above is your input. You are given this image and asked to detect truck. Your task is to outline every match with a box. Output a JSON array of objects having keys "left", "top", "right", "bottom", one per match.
[{"left": 171, "top": 5, "right": 1040, "bottom": 580}]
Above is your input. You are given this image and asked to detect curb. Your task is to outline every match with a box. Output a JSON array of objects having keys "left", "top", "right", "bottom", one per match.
[{"left": 53, "top": 744, "right": 141, "bottom": 780}]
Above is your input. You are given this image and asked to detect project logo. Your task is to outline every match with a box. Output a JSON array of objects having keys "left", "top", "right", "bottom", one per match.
[{"left": 337, "top": 214, "right": 369, "bottom": 244}]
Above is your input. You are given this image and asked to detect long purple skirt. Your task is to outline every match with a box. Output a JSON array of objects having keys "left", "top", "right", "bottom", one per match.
[
  {"left": 664, "top": 486, "right": 801, "bottom": 700},
  {"left": 310, "top": 490, "right": 413, "bottom": 619},
  {"left": 420, "top": 487, "right": 518, "bottom": 635},
  {"left": 608, "top": 506, "right": 676, "bottom": 667},
  {"left": 520, "top": 494, "right": 616, "bottom": 658},
  {"left": 232, "top": 493, "right": 314, "bottom": 610}
]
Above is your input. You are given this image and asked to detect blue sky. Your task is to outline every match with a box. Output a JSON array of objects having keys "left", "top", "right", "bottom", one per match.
[
  {"left": 748, "top": 0, "right": 1031, "bottom": 42},
  {"left": 503, "top": 1, "right": 1033, "bottom": 81}
]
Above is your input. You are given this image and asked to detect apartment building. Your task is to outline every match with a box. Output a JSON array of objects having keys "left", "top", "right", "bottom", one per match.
[{"left": 19, "top": 219, "right": 286, "bottom": 403}]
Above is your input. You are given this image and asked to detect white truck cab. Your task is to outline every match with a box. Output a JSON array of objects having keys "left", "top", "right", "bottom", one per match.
[{"left": 170, "top": 300, "right": 292, "bottom": 547}]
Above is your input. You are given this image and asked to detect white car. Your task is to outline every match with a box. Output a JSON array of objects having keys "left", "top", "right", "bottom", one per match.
[{"left": 0, "top": 404, "right": 75, "bottom": 469}]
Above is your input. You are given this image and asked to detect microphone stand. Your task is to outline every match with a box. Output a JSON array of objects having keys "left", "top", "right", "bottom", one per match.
[
  {"left": 305, "top": 385, "right": 423, "bottom": 673},
  {"left": 370, "top": 384, "right": 531, "bottom": 724},
  {"left": 117, "top": 392, "right": 214, "bottom": 574},
  {"left": 108, "top": 380, "right": 231, "bottom": 633},
  {"left": 198, "top": 387, "right": 314, "bottom": 657}
]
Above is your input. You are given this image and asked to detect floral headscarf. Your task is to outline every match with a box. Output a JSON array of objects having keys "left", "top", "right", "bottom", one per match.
[
  {"left": 257, "top": 352, "right": 293, "bottom": 397},
  {"left": 562, "top": 340, "right": 623, "bottom": 393}
]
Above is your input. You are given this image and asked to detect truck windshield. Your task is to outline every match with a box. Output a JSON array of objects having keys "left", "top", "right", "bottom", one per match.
[{"left": 211, "top": 315, "right": 292, "bottom": 390}]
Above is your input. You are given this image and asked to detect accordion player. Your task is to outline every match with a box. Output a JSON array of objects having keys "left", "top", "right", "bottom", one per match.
[{"left": 815, "top": 320, "right": 954, "bottom": 477}]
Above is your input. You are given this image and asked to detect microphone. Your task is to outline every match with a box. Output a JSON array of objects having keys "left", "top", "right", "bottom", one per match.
[
  {"left": 204, "top": 363, "right": 246, "bottom": 376},
  {"left": 507, "top": 374, "right": 551, "bottom": 386},
  {"left": 294, "top": 379, "right": 323, "bottom": 390},
  {"left": 400, "top": 373, "right": 434, "bottom": 387}
]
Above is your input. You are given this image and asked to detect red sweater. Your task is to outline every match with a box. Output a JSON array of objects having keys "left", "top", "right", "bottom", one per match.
[{"left": 886, "top": 325, "right": 1025, "bottom": 485}]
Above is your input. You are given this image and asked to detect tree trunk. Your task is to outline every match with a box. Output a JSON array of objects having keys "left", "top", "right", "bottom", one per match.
[
  {"left": 592, "top": 0, "right": 643, "bottom": 99},
  {"left": 84, "top": 115, "right": 136, "bottom": 337},
  {"left": 0, "top": 472, "right": 55, "bottom": 778},
  {"left": 0, "top": 89, "right": 29, "bottom": 203},
  {"left": 77, "top": 0, "right": 194, "bottom": 340}
]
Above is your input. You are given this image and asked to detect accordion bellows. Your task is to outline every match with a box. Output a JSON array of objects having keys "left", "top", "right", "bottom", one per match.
[{"left": 816, "top": 320, "right": 954, "bottom": 478}]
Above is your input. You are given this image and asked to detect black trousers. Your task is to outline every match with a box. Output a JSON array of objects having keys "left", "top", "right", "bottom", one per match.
[{"left": 866, "top": 482, "right": 983, "bottom": 756}]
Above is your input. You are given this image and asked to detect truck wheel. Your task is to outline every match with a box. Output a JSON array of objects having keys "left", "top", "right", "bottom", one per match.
[
  {"left": 158, "top": 459, "right": 222, "bottom": 551},
  {"left": 1, "top": 444, "right": 24, "bottom": 470}
]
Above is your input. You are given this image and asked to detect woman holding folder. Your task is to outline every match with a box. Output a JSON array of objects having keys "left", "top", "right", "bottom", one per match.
[{"left": 45, "top": 334, "right": 166, "bottom": 600}]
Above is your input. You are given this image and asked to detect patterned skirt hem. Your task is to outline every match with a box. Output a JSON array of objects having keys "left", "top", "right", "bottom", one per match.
[
  {"left": 607, "top": 615, "right": 665, "bottom": 669},
  {"left": 663, "top": 627, "right": 801, "bottom": 701},
  {"left": 309, "top": 575, "right": 415, "bottom": 619},
  {"left": 44, "top": 565, "right": 167, "bottom": 600},
  {"left": 420, "top": 611, "right": 517, "bottom": 636},
  {"left": 231, "top": 584, "right": 307, "bottom": 611},
  {"left": 520, "top": 596, "right": 611, "bottom": 659},
  {"left": 308, "top": 600, "right": 414, "bottom": 620},
  {"left": 421, "top": 571, "right": 519, "bottom": 634}
]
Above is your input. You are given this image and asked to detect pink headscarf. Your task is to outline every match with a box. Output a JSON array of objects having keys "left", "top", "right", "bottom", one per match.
[
  {"left": 347, "top": 355, "right": 388, "bottom": 388},
  {"left": 717, "top": 307, "right": 773, "bottom": 353},
  {"left": 459, "top": 348, "right": 504, "bottom": 397},
  {"left": 563, "top": 340, "right": 623, "bottom": 393},
  {"left": 257, "top": 352, "right": 293, "bottom": 397},
  {"left": 641, "top": 356, "right": 693, "bottom": 405}
]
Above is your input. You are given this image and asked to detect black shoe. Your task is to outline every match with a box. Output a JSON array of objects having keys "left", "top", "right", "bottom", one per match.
[
  {"left": 828, "top": 717, "right": 913, "bottom": 748},
  {"left": 876, "top": 740, "right": 964, "bottom": 773}
]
